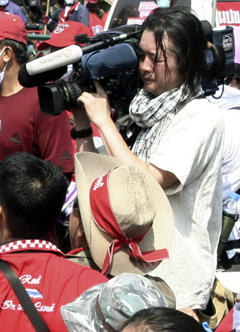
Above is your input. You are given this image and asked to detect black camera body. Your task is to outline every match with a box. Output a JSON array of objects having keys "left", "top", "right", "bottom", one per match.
[
  {"left": 38, "top": 25, "right": 143, "bottom": 116},
  {"left": 202, "top": 23, "right": 235, "bottom": 96}
]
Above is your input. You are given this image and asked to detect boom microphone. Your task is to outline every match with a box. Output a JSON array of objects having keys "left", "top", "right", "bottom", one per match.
[
  {"left": 78, "top": 30, "right": 141, "bottom": 55},
  {"left": 18, "top": 29, "right": 142, "bottom": 87},
  {"left": 18, "top": 45, "right": 82, "bottom": 87},
  {"left": 26, "top": 45, "right": 83, "bottom": 76}
]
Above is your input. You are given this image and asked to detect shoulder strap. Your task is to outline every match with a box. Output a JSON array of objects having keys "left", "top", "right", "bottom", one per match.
[
  {"left": 225, "top": 239, "right": 240, "bottom": 251},
  {"left": 0, "top": 260, "right": 50, "bottom": 332}
]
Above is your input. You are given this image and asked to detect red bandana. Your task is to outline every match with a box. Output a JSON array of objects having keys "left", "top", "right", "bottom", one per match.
[{"left": 89, "top": 169, "right": 169, "bottom": 276}]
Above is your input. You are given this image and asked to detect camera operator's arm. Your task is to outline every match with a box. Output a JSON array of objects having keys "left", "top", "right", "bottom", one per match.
[
  {"left": 77, "top": 80, "right": 178, "bottom": 189},
  {"left": 70, "top": 105, "right": 97, "bottom": 153}
]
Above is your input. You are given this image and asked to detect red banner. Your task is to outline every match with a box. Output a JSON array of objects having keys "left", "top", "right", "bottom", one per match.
[{"left": 216, "top": 2, "right": 240, "bottom": 26}]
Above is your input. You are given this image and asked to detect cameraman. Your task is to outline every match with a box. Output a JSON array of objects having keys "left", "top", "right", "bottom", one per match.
[{"left": 71, "top": 7, "right": 224, "bottom": 316}]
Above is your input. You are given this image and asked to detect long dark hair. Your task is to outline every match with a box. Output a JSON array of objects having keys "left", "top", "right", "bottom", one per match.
[
  {"left": 122, "top": 307, "right": 206, "bottom": 332},
  {"left": 142, "top": 7, "right": 207, "bottom": 98}
]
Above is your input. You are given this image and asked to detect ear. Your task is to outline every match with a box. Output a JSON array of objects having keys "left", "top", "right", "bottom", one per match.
[
  {"left": 2, "top": 47, "right": 13, "bottom": 63},
  {"left": 0, "top": 204, "right": 4, "bottom": 223},
  {"left": 69, "top": 209, "right": 88, "bottom": 249},
  {"left": 0, "top": 205, "right": 11, "bottom": 243}
]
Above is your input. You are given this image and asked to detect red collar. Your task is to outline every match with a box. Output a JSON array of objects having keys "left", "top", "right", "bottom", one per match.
[{"left": 0, "top": 239, "right": 64, "bottom": 256}]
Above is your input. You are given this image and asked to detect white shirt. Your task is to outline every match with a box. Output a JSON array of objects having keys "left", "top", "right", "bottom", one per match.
[
  {"left": 208, "top": 86, "right": 240, "bottom": 259},
  {"left": 191, "top": 0, "right": 214, "bottom": 24},
  {"left": 147, "top": 98, "right": 224, "bottom": 310},
  {"left": 222, "top": 108, "right": 240, "bottom": 200},
  {"left": 207, "top": 85, "right": 240, "bottom": 199},
  {"left": 207, "top": 85, "right": 240, "bottom": 112}
]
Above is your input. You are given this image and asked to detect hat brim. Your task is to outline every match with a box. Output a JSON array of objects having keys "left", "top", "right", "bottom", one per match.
[
  {"left": 37, "top": 39, "right": 74, "bottom": 51},
  {"left": 37, "top": 41, "right": 52, "bottom": 51},
  {"left": 75, "top": 152, "right": 174, "bottom": 276}
]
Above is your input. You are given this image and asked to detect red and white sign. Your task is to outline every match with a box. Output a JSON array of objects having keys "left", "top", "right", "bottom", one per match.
[
  {"left": 216, "top": 2, "right": 240, "bottom": 27},
  {"left": 126, "top": 1, "right": 158, "bottom": 26}
]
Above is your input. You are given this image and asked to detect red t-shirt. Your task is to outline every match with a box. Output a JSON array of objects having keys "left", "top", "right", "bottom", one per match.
[
  {"left": 0, "top": 87, "right": 74, "bottom": 174},
  {"left": 0, "top": 239, "right": 108, "bottom": 331}
]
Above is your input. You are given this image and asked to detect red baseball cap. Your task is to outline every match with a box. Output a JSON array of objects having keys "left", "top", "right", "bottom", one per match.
[
  {"left": 0, "top": 12, "right": 28, "bottom": 45},
  {"left": 37, "top": 21, "right": 92, "bottom": 51}
]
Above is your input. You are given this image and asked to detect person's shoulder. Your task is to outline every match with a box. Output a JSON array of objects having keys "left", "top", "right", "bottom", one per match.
[
  {"left": 3, "top": 86, "right": 38, "bottom": 101},
  {"left": 78, "top": 2, "right": 87, "bottom": 9},
  {"left": 20, "top": 87, "right": 39, "bottom": 102},
  {"left": 52, "top": 254, "right": 108, "bottom": 281},
  {"left": 187, "top": 96, "right": 220, "bottom": 108},
  {"left": 183, "top": 97, "right": 223, "bottom": 117},
  {"left": 76, "top": 2, "right": 88, "bottom": 11},
  {"left": 173, "top": 97, "right": 224, "bottom": 131},
  {"left": 20, "top": 86, "right": 38, "bottom": 93},
  {"left": 9, "top": 0, "right": 24, "bottom": 10},
  {"left": 8, "top": 0, "right": 18, "bottom": 7}
]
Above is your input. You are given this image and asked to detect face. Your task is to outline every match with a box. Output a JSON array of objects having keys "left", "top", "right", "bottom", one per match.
[
  {"left": 69, "top": 202, "right": 88, "bottom": 249},
  {"left": 139, "top": 30, "right": 184, "bottom": 97},
  {"left": 229, "top": 77, "right": 240, "bottom": 90}
]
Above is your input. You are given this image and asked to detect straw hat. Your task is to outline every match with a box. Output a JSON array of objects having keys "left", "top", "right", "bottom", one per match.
[{"left": 75, "top": 152, "right": 174, "bottom": 276}]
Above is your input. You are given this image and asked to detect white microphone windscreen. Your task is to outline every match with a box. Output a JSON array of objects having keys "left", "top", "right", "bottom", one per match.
[{"left": 26, "top": 45, "right": 83, "bottom": 75}]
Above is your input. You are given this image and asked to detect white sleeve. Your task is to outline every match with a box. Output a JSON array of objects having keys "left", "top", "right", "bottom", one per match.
[{"left": 148, "top": 99, "right": 224, "bottom": 194}]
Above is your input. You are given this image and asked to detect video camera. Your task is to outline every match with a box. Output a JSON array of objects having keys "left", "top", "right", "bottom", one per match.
[
  {"left": 18, "top": 25, "right": 143, "bottom": 117},
  {"left": 38, "top": 39, "right": 142, "bottom": 117},
  {"left": 18, "top": 22, "right": 235, "bottom": 117}
]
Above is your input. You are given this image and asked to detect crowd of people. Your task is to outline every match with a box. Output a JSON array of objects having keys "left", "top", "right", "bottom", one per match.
[
  {"left": 0, "top": 0, "right": 240, "bottom": 331},
  {"left": 0, "top": 0, "right": 106, "bottom": 35}
]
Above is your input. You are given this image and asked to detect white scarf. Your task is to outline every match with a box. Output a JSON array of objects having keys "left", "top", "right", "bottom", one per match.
[{"left": 129, "top": 84, "right": 203, "bottom": 161}]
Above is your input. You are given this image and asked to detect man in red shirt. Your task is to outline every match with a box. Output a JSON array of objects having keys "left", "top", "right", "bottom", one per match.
[
  {"left": 0, "top": 13, "right": 74, "bottom": 180},
  {"left": 0, "top": 12, "right": 77, "bottom": 249},
  {"left": 0, "top": 152, "right": 108, "bottom": 331},
  {"left": 84, "top": 0, "right": 103, "bottom": 36}
]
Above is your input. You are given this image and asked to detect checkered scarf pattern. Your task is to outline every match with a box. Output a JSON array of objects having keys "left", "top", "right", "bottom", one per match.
[{"left": 129, "top": 84, "right": 203, "bottom": 161}]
